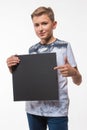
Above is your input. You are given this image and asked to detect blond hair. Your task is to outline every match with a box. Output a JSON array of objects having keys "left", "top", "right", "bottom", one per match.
[{"left": 31, "top": 6, "right": 55, "bottom": 22}]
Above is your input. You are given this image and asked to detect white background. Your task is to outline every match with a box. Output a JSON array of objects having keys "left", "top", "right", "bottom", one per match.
[{"left": 0, "top": 0, "right": 87, "bottom": 130}]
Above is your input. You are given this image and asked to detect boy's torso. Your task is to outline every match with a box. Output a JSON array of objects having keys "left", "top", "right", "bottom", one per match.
[{"left": 25, "top": 39, "right": 76, "bottom": 117}]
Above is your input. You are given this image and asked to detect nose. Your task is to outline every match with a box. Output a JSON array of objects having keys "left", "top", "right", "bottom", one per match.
[{"left": 39, "top": 25, "right": 43, "bottom": 31}]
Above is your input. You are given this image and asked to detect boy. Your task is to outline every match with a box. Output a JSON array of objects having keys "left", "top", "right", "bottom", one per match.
[{"left": 6, "top": 6, "right": 82, "bottom": 130}]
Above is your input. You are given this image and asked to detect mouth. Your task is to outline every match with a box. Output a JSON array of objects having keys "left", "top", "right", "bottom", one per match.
[
  {"left": 40, "top": 32, "right": 44, "bottom": 35},
  {"left": 39, "top": 32, "right": 46, "bottom": 36}
]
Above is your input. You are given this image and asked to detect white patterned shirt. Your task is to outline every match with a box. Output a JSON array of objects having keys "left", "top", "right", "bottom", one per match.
[{"left": 25, "top": 39, "right": 77, "bottom": 117}]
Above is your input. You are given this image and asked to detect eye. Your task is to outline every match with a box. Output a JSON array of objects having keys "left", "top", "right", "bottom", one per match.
[
  {"left": 34, "top": 23, "right": 39, "bottom": 27},
  {"left": 42, "top": 22, "right": 48, "bottom": 25}
]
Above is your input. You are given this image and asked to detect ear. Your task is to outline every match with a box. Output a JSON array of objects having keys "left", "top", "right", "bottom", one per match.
[{"left": 53, "top": 21, "right": 57, "bottom": 29}]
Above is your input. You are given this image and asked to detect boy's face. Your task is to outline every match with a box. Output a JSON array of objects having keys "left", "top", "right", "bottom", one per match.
[{"left": 32, "top": 14, "right": 57, "bottom": 44}]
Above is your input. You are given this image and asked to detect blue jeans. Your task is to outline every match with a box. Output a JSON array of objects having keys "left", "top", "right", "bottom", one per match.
[{"left": 27, "top": 113, "right": 68, "bottom": 130}]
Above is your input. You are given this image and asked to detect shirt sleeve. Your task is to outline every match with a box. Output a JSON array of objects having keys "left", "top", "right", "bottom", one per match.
[{"left": 67, "top": 42, "right": 77, "bottom": 67}]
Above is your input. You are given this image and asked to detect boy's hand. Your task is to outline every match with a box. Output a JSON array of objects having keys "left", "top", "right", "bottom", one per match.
[
  {"left": 54, "top": 57, "right": 76, "bottom": 77},
  {"left": 6, "top": 55, "right": 20, "bottom": 73}
]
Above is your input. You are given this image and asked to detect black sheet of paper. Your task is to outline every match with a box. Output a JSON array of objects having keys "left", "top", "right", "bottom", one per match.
[{"left": 12, "top": 53, "right": 58, "bottom": 101}]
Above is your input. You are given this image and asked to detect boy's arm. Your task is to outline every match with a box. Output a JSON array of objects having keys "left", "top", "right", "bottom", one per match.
[
  {"left": 71, "top": 67, "right": 82, "bottom": 85},
  {"left": 54, "top": 57, "right": 82, "bottom": 85}
]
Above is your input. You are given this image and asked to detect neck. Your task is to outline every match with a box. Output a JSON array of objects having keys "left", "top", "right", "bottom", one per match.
[{"left": 40, "top": 36, "right": 56, "bottom": 45}]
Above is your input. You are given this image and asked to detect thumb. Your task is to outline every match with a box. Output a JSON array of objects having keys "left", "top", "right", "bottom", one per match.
[{"left": 64, "top": 57, "right": 69, "bottom": 64}]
